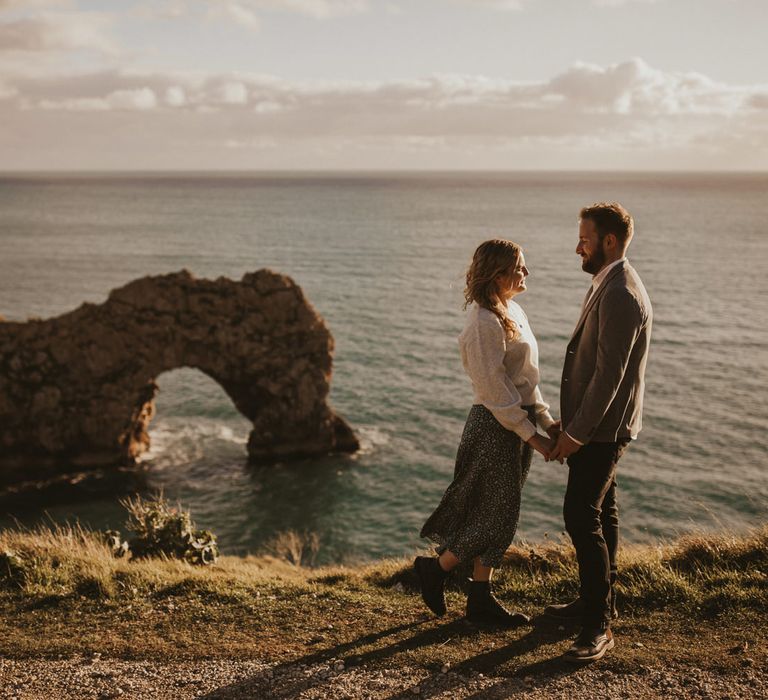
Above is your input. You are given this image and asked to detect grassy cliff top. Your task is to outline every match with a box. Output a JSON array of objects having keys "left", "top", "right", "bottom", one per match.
[{"left": 0, "top": 524, "right": 766, "bottom": 697}]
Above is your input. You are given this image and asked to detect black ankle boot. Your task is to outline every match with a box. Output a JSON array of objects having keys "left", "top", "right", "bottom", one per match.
[
  {"left": 414, "top": 556, "right": 449, "bottom": 616},
  {"left": 465, "top": 580, "right": 530, "bottom": 628}
]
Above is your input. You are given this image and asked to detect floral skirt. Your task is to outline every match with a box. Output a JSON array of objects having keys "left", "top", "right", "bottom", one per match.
[{"left": 420, "top": 404, "right": 535, "bottom": 568}]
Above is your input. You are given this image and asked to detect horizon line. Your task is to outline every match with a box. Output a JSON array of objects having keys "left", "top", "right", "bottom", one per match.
[{"left": 2, "top": 168, "right": 767, "bottom": 177}]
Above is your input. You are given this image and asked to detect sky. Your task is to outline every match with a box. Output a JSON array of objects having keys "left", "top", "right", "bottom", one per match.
[{"left": 0, "top": 0, "right": 766, "bottom": 170}]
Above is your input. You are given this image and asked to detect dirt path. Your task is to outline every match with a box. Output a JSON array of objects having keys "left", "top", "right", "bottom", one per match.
[{"left": 2, "top": 656, "right": 764, "bottom": 699}]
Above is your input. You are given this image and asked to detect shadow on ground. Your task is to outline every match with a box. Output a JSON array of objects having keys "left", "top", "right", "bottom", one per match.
[{"left": 200, "top": 616, "right": 579, "bottom": 699}]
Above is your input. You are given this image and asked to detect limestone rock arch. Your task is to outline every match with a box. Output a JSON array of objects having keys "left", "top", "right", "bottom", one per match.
[{"left": 0, "top": 270, "right": 358, "bottom": 485}]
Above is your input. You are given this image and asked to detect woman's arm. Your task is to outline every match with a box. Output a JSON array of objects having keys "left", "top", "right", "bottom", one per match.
[
  {"left": 532, "top": 385, "right": 556, "bottom": 432},
  {"left": 462, "top": 319, "right": 540, "bottom": 444}
]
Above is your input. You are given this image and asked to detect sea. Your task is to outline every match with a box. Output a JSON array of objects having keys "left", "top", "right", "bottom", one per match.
[{"left": 1, "top": 172, "right": 766, "bottom": 564}]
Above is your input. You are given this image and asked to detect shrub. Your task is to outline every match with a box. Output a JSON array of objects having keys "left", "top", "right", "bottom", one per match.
[{"left": 116, "top": 494, "right": 219, "bottom": 566}]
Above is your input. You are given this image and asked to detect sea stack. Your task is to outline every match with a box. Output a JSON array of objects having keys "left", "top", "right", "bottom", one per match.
[{"left": 0, "top": 269, "right": 359, "bottom": 486}]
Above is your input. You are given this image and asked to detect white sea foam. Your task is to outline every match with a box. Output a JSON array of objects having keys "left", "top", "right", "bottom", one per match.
[
  {"left": 142, "top": 419, "right": 249, "bottom": 466},
  {"left": 353, "top": 426, "right": 391, "bottom": 456}
]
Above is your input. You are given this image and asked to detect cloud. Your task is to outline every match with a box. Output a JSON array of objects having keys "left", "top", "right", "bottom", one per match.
[
  {"left": 453, "top": 0, "right": 663, "bottom": 8},
  {"left": 139, "top": 0, "right": 368, "bottom": 25},
  {"left": 215, "top": 81, "right": 249, "bottom": 104},
  {"left": 749, "top": 92, "right": 768, "bottom": 110},
  {"left": 450, "top": 0, "right": 525, "bottom": 9},
  {"left": 36, "top": 87, "right": 158, "bottom": 111},
  {"left": 0, "top": 12, "right": 117, "bottom": 54},
  {"left": 545, "top": 58, "right": 749, "bottom": 115},
  {"left": 0, "top": 0, "right": 72, "bottom": 8},
  {"left": 220, "top": 2, "right": 261, "bottom": 29},
  {"left": 592, "top": 0, "right": 662, "bottom": 6},
  {"left": 0, "top": 80, "right": 18, "bottom": 99},
  {"left": 1, "top": 58, "right": 766, "bottom": 169},
  {"left": 165, "top": 85, "right": 187, "bottom": 107},
  {"left": 6, "top": 58, "right": 765, "bottom": 119},
  {"left": 264, "top": 0, "right": 368, "bottom": 18}
]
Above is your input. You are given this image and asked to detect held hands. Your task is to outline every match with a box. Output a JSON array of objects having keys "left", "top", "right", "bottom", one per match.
[
  {"left": 546, "top": 420, "right": 562, "bottom": 441},
  {"left": 528, "top": 421, "right": 580, "bottom": 463},
  {"left": 528, "top": 433, "right": 557, "bottom": 461},
  {"left": 547, "top": 431, "right": 581, "bottom": 464}
]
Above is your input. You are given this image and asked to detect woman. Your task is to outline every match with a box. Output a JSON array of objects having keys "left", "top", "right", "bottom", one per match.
[{"left": 415, "top": 239, "right": 558, "bottom": 627}]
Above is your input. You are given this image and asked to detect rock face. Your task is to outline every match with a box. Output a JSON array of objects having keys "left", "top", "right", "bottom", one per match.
[{"left": 0, "top": 270, "right": 359, "bottom": 486}]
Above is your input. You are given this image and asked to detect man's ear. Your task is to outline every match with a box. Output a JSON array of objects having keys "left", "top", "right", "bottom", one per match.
[{"left": 603, "top": 233, "right": 618, "bottom": 251}]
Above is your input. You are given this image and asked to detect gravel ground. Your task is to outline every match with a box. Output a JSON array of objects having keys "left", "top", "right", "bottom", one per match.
[{"left": 1, "top": 656, "right": 764, "bottom": 700}]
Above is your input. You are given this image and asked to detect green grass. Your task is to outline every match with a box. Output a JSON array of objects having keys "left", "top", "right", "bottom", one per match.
[{"left": 0, "top": 524, "right": 766, "bottom": 676}]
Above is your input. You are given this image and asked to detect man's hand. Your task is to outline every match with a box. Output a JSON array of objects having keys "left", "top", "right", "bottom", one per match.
[
  {"left": 546, "top": 420, "right": 562, "bottom": 441},
  {"left": 528, "top": 433, "right": 554, "bottom": 461},
  {"left": 548, "top": 431, "right": 581, "bottom": 464}
]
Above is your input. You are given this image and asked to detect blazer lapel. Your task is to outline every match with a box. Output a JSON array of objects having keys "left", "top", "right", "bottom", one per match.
[{"left": 568, "top": 261, "right": 627, "bottom": 342}]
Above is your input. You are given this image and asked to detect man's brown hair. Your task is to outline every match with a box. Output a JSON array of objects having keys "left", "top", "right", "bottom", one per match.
[{"left": 580, "top": 202, "right": 634, "bottom": 246}]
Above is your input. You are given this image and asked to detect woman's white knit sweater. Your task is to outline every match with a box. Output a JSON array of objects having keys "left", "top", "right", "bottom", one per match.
[{"left": 458, "top": 300, "right": 555, "bottom": 441}]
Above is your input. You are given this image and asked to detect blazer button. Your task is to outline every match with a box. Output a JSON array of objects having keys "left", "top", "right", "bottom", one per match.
[{"left": 564, "top": 378, "right": 569, "bottom": 382}]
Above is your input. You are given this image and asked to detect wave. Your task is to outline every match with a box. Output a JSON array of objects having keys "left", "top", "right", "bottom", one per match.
[
  {"left": 351, "top": 425, "right": 391, "bottom": 457},
  {"left": 141, "top": 419, "right": 249, "bottom": 466}
]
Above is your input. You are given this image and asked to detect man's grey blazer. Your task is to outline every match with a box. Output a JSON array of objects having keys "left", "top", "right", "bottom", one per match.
[{"left": 561, "top": 260, "right": 652, "bottom": 445}]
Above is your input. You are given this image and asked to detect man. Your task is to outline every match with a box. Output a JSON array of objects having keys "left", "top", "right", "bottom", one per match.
[{"left": 547, "top": 202, "right": 652, "bottom": 663}]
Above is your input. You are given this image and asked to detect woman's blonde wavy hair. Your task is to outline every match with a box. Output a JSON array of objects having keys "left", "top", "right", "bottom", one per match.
[{"left": 463, "top": 239, "right": 522, "bottom": 340}]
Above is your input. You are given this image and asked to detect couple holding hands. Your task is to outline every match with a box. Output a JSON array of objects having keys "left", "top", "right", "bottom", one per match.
[{"left": 415, "top": 201, "right": 653, "bottom": 664}]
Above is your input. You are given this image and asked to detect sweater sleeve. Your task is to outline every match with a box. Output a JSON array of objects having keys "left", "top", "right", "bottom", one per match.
[
  {"left": 532, "top": 386, "right": 556, "bottom": 431},
  {"left": 462, "top": 319, "right": 537, "bottom": 441}
]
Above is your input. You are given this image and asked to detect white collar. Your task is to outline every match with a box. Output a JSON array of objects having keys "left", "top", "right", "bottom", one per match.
[{"left": 591, "top": 257, "right": 627, "bottom": 291}]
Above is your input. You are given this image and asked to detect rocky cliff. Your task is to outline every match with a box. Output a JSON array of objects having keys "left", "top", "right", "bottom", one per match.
[{"left": 0, "top": 270, "right": 358, "bottom": 485}]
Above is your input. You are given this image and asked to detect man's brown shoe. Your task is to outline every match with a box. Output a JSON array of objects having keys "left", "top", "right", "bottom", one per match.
[{"left": 563, "top": 627, "right": 614, "bottom": 664}]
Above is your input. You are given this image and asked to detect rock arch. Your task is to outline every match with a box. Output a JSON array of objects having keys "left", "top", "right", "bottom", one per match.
[{"left": 0, "top": 270, "right": 358, "bottom": 486}]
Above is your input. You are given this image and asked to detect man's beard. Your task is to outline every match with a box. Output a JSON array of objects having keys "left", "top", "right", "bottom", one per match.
[{"left": 582, "top": 245, "right": 606, "bottom": 274}]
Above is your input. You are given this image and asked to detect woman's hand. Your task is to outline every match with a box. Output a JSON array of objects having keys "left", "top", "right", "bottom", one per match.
[
  {"left": 528, "top": 433, "right": 555, "bottom": 460},
  {"left": 546, "top": 420, "right": 562, "bottom": 441}
]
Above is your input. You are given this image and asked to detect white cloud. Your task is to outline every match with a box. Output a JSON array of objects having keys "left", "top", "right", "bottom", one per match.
[
  {"left": 0, "top": 81, "right": 18, "bottom": 99},
  {"left": 0, "top": 0, "right": 72, "bottom": 8},
  {"left": 0, "top": 12, "right": 117, "bottom": 54},
  {"left": 36, "top": 96, "right": 107, "bottom": 110},
  {"left": 592, "top": 0, "right": 662, "bottom": 6},
  {"left": 749, "top": 93, "right": 768, "bottom": 110},
  {"left": 141, "top": 0, "right": 368, "bottom": 25},
  {"left": 36, "top": 86, "right": 158, "bottom": 111},
  {"left": 453, "top": 0, "right": 665, "bottom": 8},
  {"left": 253, "top": 99, "right": 284, "bottom": 113},
  {"left": 450, "top": 0, "right": 525, "bottom": 9},
  {"left": 221, "top": 1, "right": 261, "bottom": 29},
  {"left": 252, "top": 0, "right": 368, "bottom": 18},
  {"left": 1, "top": 58, "right": 766, "bottom": 169},
  {"left": 546, "top": 58, "right": 750, "bottom": 116},
  {"left": 107, "top": 87, "right": 157, "bottom": 110},
  {"left": 165, "top": 85, "right": 187, "bottom": 106},
  {"left": 216, "top": 81, "right": 249, "bottom": 104},
  {"left": 6, "top": 59, "right": 765, "bottom": 120}
]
